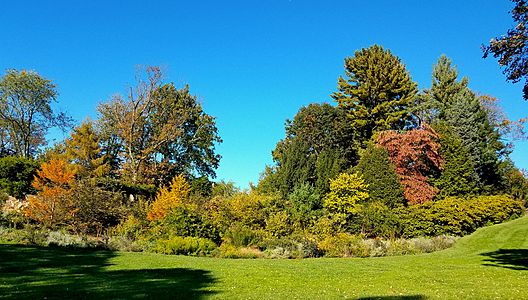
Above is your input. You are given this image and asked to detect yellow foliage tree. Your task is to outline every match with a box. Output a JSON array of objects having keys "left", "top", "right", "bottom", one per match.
[
  {"left": 147, "top": 174, "right": 190, "bottom": 221},
  {"left": 24, "top": 158, "right": 77, "bottom": 228}
]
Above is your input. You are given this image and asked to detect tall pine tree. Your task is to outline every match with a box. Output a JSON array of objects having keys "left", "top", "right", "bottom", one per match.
[{"left": 332, "top": 45, "right": 418, "bottom": 147}]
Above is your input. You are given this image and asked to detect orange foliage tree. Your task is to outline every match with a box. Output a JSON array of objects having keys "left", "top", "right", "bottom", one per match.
[
  {"left": 147, "top": 174, "right": 190, "bottom": 221},
  {"left": 24, "top": 158, "right": 77, "bottom": 228},
  {"left": 377, "top": 125, "right": 444, "bottom": 204}
]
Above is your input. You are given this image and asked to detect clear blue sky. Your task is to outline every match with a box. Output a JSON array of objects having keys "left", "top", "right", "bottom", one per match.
[{"left": 1, "top": 0, "right": 526, "bottom": 188}]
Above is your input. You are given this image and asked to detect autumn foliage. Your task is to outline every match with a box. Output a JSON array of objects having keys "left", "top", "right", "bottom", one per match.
[
  {"left": 147, "top": 174, "right": 191, "bottom": 221},
  {"left": 377, "top": 125, "right": 444, "bottom": 204},
  {"left": 24, "top": 158, "right": 77, "bottom": 228}
]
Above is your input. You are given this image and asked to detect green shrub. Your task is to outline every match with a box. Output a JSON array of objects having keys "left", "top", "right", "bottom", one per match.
[
  {"left": 287, "top": 183, "right": 322, "bottom": 230},
  {"left": 153, "top": 205, "right": 220, "bottom": 243},
  {"left": 107, "top": 236, "right": 147, "bottom": 252},
  {"left": 398, "top": 195, "right": 524, "bottom": 237},
  {"left": 265, "top": 211, "right": 293, "bottom": 237},
  {"left": 154, "top": 236, "right": 217, "bottom": 256},
  {"left": 215, "top": 244, "right": 263, "bottom": 259},
  {"left": 355, "top": 144, "right": 405, "bottom": 208},
  {"left": 223, "top": 225, "right": 262, "bottom": 247},
  {"left": 353, "top": 201, "right": 401, "bottom": 238},
  {"left": 318, "top": 233, "right": 370, "bottom": 258},
  {"left": 0, "top": 156, "right": 39, "bottom": 199},
  {"left": 260, "top": 235, "right": 320, "bottom": 258},
  {"left": 110, "top": 215, "right": 147, "bottom": 241}
]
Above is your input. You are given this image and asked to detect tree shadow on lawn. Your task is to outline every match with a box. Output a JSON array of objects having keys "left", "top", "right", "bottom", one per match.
[
  {"left": 0, "top": 244, "right": 217, "bottom": 299},
  {"left": 480, "top": 248, "right": 528, "bottom": 271}
]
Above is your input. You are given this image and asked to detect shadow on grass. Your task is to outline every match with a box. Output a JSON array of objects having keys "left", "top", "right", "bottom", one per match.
[
  {"left": 480, "top": 248, "right": 528, "bottom": 271},
  {"left": 0, "top": 244, "right": 217, "bottom": 299},
  {"left": 356, "top": 296, "right": 427, "bottom": 300}
]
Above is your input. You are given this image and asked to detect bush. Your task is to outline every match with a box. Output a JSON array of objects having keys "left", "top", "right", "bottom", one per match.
[
  {"left": 398, "top": 195, "right": 524, "bottom": 237},
  {"left": 154, "top": 236, "right": 217, "bottom": 256},
  {"left": 109, "top": 215, "right": 147, "bottom": 240},
  {"left": 223, "top": 225, "right": 262, "bottom": 247},
  {"left": 317, "top": 233, "right": 457, "bottom": 258},
  {"left": 69, "top": 181, "right": 125, "bottom": 235},
  {"left": 45, "top": 230, "right": 90, "bottom": 248},
  {"left": 215, "top": 244, "right": 263, "bottom": 259},
  {"left": 318, "top": 233, "right": 370, "bottom": 257},
  {"left": 353, "top": 201, "right": 401, "bottom": 238},
  {"left": 260, "top": 235, "right": 320, "bottom": 258},
  {"left": 107, "top": 236, "right": 147, "bottom": 252},
  {"left": 355, "top": 144, "right": 405, "bottom": 208},
  {"left": 154, "top": 205, "right": 220, "bottom": 243},
  {"left": 0, "top": 156, "right": 39, "bottom": 199}
]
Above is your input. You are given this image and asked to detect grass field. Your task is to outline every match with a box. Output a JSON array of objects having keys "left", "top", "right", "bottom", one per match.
[{"left": 1, "top": 217, "right": 527, "bottom": 299}]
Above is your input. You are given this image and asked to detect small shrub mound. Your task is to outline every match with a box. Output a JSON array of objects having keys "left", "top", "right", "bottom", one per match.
[
  {"left": 317, "top": 233, "right": 457, "bottom": 258},
  {"left": 153, "top": 236, "right": 217, "bottom": 256}
]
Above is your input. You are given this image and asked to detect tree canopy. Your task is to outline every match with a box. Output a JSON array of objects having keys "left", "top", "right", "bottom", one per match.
[
  {"left": 332, "top": 45, "right": 418, "bottom": 146},
  {"left": 483, "top": 0, "right": 528, "bottom": 100},
  {"left": 0, "top": 70, "right": 71, "bottom": 158},
  {"left": 97, "top": 67, "right": 221, "bottom": 185}
]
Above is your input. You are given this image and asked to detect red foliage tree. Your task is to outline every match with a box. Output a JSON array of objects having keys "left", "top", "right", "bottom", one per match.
[{"left": 377, "top": 125, "right": 444, "bottom": 204}]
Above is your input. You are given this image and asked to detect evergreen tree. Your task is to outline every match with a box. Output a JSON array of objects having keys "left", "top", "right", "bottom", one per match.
[
  {"left": 418, "top": 56, "right": 508, "bottom": 192},
  {"left": 262, "top": 103, "right": 354, "bottom": 196},
  {"left": 355, "top": 144, "right": 405, "bottom": 208},
  {"left": 433, "top": 123, "right": 480, "bottom": 198},
  {"left": 332, "top": 45, "right": 418, "bottom": 146}
]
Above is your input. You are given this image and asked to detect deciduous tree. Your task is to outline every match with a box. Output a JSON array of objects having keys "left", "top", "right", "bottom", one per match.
[
  {"left": 483, "top": 0, "right": 528, "bottom": 100},
  {"left": 377, "top": 125, "right": 443, "bottom": 204},
  {"left": 0, "top": 70, "right": 71, "bottom": 158},
  {"left": 147, "top": 174, "right": 190, "bottom": 221},
  {"left": 97, "top": 67, "right": 221, "bottom": 185},
  {"left": 24, "top": 158, "right": 77, "bottom": 228}
]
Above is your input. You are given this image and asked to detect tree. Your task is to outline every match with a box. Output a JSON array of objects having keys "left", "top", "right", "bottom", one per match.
[
  {"left": 414, "top": 55, "right": 469, "bottom": 124},
  {"left": 355, "top": 144, "right": 405, "bottom": 208},
  {"left": 64, "top": 120, "right": 109, "bottom": 179},
  {"left": 262, "top": 103, "right": 354, "bottom": 196},
  {"left": 0, "top": 156, "right": 39, "bottom": 199},
  {"left": 483, "top": 0, "right": 528, "bottom": 100},
  {"left": 147, "top": 174, "right": 190, "bottom": 221},
  {"left": 324, "top": 172, "right": 369, "bottom": 216},
  {"left": 417, "top": 56, "right": 508, "bottom": 191},
  {"left": 433, "top": 123, "right": 480, "bottom": 198},
  {"left": 69, "top": 180, "right": 124, "bottom": 235},
  {"left": 24, "top": 158, "right": 77, "bottom": 228},
  {"left": 0, "top": 69, "right": 71, "bottom": 157},
  {"left": 377, "top": 125, "right": 443, "bottom": 204},
  {"left": 287, "top": 183, "right": 322, "bottom": 230},
  {"left": 332, "top": 45, "right": 418, "bottom": 146},
  {"left": 97, "top": 67, "right": 221, "bottom": 185}
]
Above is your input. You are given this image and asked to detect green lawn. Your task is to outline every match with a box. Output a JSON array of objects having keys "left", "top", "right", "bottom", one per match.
[{"left": 1, "top": 217, "right": 527, "bottom": 299}]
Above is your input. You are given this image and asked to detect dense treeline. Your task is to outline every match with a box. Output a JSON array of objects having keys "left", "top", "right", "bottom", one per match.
[{"left": 1, "top": 46, "right": 527, "bottom": 258}]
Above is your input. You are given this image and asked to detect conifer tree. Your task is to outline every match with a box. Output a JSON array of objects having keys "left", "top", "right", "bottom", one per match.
[
  {"left": 418, "top": 56, "right": 507, "bottom": 192},
  {"left": 332, "top": 45, "right": 418, "bottom": 146},
  {"left": 433, "top": 123, "right": 480, "bottom": 198},
  {"left": 355, "top": 144, "right": 405, "bottom": 208},
  {"left": 64, "top": 120, "right": 109, "bottom": 178}
]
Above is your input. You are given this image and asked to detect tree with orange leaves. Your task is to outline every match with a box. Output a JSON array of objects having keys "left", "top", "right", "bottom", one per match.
[
  {"left": 147, "top": 174, "right": 190, "bottom": 221},
  {"left": 377, "top": 125, "right": 444, "bottom": 204},
  {"left": 24, "top": 158, "right": 77, "bottom": 228}
]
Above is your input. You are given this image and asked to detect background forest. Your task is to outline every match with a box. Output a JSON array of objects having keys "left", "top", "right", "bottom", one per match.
[{"left": 1, "top": 43, "right": 527, "bottom": 258}]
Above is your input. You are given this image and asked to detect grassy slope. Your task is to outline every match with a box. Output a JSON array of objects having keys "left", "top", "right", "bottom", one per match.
[{"left": 1, "top": 217, "right": 527, "bottom": 299}]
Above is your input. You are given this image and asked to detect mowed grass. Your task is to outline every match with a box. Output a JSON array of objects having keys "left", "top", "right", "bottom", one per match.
[{"left": 1, "top": 218, "right": 527, "bottom": 299}]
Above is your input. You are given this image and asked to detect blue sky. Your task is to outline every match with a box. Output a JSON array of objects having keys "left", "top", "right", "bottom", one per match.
[{"left": 1, "top": 0, "right": 526, "bottom": 188}]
